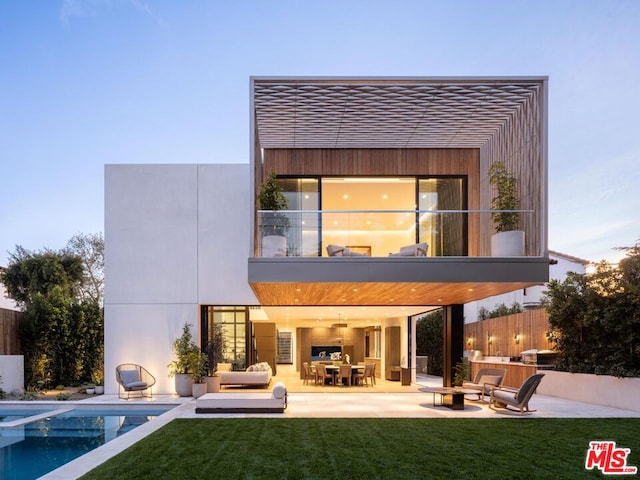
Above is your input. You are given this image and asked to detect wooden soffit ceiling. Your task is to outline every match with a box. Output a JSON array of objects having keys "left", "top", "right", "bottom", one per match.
[{"left": 249, "top": 281, "right": 538, "bottom": 307}]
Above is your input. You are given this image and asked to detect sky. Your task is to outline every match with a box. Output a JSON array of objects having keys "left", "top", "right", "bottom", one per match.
[{"left": 1, "top": 1, "right": 639, "bottom": 267}]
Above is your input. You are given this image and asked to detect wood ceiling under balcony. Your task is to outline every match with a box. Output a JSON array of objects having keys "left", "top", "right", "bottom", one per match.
[{"left": 253, "top": 77, "right": 544, "bottom": 149}]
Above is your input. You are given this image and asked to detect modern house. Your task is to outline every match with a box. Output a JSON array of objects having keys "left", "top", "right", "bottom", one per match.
[{"left": 104, "top": 76, "right": 549, "bottom": 394}]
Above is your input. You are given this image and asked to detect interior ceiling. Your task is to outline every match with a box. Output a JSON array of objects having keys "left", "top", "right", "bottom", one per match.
[
  {"left": 253, "top": 78, "right": 542, "bottom": 149},
  {"left": 255, "top": 305, "right": 439, "bottom": 328}
]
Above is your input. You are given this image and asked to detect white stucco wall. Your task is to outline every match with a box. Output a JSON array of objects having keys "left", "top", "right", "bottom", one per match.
[
  {"left": 104, "top": 164, "right": 258, "bottom": 395},
  {"left": 0, "top": 282, "right": 19, "bottom": 311},
  {"left": 0, "top": 355, "right": 24, "bottom": 392}
]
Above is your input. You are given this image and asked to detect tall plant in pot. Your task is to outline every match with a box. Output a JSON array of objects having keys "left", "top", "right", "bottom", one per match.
[
  {"left": 489, "top": 161, "right": 524, "bottom": 256},
  {"left": 257, "top": 170, "right": 290, "bottom": 257},
  {"left": 167, "top": 323, "right": 200, "bottom": 397},
  {"left": 205, "top": 323, "right": 225, "bottom": 393},
  {"left": 191, "top": 351, "right": 208, "bottom": 399}
]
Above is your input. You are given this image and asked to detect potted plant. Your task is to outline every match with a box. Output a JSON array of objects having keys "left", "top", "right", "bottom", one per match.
[
  {"left": 92, "top": 366, "right": 104, "bottom": 395},
  {"left": 489, "top": 161, "right": 525, "bottom": 256},
  {"left": 257, "top": 170, "right": 290, "bottom": 257},
  {"left": 205, "top": 324, "right": 225, "bottom": 393},
  {"left": 191, "top": 351, "right": 208, "bottom": 399},
  {"left": 453, "top": 360, "right": 470, "bottom": 387},
  {"left": 168, "top": 322, "right": 200, "bottom": 397}
]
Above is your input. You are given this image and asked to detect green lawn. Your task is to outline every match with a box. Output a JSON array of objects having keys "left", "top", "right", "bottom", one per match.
[{"left": 81, "top": 418, "right": 640, "bottom": 480}]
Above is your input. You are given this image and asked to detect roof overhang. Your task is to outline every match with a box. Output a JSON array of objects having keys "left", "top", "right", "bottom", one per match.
[
  {"left": 252, "top": 76, "right": 547, "bottom": 149},
  {"left": 248, "top": 257, "right": 549, "bottom": 306}
]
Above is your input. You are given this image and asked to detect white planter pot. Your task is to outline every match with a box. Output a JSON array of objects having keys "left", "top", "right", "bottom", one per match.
[
  {"left": 192, "top": 382, "right": 207, "bottom": 399},
  {"left": 491, "top": 230, "right": 525, "bottom": 256},
  {"left": 174, "top": 373, "right": 194, "bottom": 397},
  {"left": 206, "top": 375, "right": 221, "bottom": 393},
  {"left": 261, "top": 235, "right": 287, "bottom": 257},
  {"left": 94, "top": 385, "right": 104, "bottom": 395},
  {"left": 86, "top": 388, "right": 95, "bottom": 395}
]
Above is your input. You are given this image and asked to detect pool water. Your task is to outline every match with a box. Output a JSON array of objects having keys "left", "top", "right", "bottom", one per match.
[{"left": 0, "top": 407, "right": 172, "bottom": 480}]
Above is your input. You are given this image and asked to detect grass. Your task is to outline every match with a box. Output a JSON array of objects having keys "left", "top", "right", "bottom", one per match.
[{"left": 80, "top": 418, "right": 640, "bottom": 480}]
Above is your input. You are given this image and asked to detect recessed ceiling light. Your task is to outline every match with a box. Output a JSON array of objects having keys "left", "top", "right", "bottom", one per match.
[
  {"left": 304, "top": 194, "right": 309, "bottom": 199},
  {"left": 296, "top": 288, "right": 301, "bottom": 292},
  {"left": 343, "top": 194, "right": 349, "bottom": 200},
  {"left": 353, "top": 288, "right": 358, "bottom": 292},
  {"left": 410, "top": 288, "right": 416, "bottom": 292},
  {"left": 382, "top": 194, "right": 388, "bottom": 200}
]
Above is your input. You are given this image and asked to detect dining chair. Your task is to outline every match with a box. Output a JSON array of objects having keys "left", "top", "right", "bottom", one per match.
[
  {"left": 365, "top": 363, "right": 376, "bottom": 386},
  {"left": 338, "top": 364, "right": 352, "bottom": 387},
  {"left": 303, "top": 362, "right": 318, "bottom": 385},
  {"left": 316, "top": 364, "right": 333, "bottom": 386},
  {"left": 353, "top": 365, "right": 367, "bottom": 386}
]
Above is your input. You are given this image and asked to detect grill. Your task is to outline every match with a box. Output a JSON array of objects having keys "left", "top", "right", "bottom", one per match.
[{"left": 521, "top": 349, "right": 558, "bottom": 365}]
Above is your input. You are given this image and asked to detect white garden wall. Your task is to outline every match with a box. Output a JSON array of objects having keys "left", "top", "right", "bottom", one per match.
[
  {"left": 0, "top": 355, "right": 24, "bottom": 393},
  {"left": 537, "top": 370, "right": 640, "bottom": 412}
]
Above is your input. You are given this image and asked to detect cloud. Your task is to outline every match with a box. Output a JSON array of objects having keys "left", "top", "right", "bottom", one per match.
[{"left": 59, "top": 0, "right": 152, "bottom": 24}]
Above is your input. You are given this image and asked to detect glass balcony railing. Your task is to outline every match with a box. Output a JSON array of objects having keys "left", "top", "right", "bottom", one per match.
[{"left": 256, "top": 209, "right": 535, "bottom": 258}]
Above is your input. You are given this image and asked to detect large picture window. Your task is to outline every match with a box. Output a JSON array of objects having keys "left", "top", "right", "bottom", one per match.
[
  {"left": 272, "top": 176, "right": 466, "bottom": 257},
  {"left": 201, "top": 306, "right": 248, "bottom": 371}
]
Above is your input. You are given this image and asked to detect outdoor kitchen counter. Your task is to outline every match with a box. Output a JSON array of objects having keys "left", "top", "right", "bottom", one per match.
[{"left": 470, "top": 361, "right": 545, "bottom": 389}]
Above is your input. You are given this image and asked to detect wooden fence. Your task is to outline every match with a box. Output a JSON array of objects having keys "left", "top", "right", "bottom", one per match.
[
  {"left": 0, "top": 308, "right": 22, "bottom": 355},
  {"left": 463, "top": 308, "right": 552, "bottom": 357}
]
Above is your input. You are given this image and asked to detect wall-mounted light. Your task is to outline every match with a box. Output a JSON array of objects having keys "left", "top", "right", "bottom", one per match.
[
  {"left": 487, "top": 334, "right": 493, "bottom": 345},
  {"left": 514, "top": 333, "right": 520, "bottom": 344},
  {"left": 466, "top": 337, "right": 473, "bottom": 347}
]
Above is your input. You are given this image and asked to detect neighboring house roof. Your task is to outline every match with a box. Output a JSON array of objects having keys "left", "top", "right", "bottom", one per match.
[{"left": 548, "top": 250, "right": 591, "bottom": 266}]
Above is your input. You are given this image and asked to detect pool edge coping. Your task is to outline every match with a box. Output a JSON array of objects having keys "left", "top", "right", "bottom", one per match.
[{"left": 36, "top": 400, "right": 195, "bottom": 480}]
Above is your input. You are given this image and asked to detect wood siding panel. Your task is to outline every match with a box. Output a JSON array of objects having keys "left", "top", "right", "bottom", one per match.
[
  {"left": 0, "top": 308, "right": 22, "bottom": 355},
  {"left": 463, "top": 309, "right": 552, "bottom": 358}
]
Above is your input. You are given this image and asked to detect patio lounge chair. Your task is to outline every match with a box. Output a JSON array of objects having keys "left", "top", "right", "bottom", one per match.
[
  {"left": 388, "top": 242, "right": 428, "bottom": 256},
  {"left": 116, "top": 363, "right": 156, "bottom": 400},
  {"left": 326, "top": 244, "right": 368, "bottom": 256},
  {"left": 462, "top": 367, "right": 507, "bottom": 401},
  {"left": 488, "top": 373, "right": 545, "bottom": 415}
]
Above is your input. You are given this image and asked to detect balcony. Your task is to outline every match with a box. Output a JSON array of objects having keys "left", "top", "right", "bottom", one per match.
[
  {"left": 249, "top": 208, "right": 548, "bottom": 306},
  {"left": 256, "top": 209, "right": 539, "bottom": 258}
]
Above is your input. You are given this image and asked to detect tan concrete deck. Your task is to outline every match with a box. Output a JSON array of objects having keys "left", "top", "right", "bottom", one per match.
[{"left": 39, "top": 367, "right": 640, "bottom": 479}]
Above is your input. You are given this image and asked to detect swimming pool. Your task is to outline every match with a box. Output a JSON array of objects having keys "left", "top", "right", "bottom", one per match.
[{"left": 0, "top": 405, "right": 175, "bottom": 480}]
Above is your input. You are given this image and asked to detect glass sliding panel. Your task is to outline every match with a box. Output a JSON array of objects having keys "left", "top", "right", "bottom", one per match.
[
  {"left": 278, "top": 178, "right": 319, "bottom": 256},
  {"left": 418, "top": 178, "right": 466, "bottom": 256},
  {"left": 201, "top": 306, "right": 248, "bottom": 371},
  {"left": 321, "top": 177, "right": 415, "bottom": 257}
]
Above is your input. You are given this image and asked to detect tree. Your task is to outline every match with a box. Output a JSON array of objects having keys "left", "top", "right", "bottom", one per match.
[
  {"left": 1, "top": 237, "right": 104, "bottom": 387},
  {"left": 64, "top": 232, "right": 104, "bottom": 305},
  {"left": 416, "top": 309, "right": 443, "bottom": 376},
  {"left": 543, "top": 240, "right": 640, "bottom": 377},
  {"left": 2, "top": 246, "right": 83, "bottom": 307}
]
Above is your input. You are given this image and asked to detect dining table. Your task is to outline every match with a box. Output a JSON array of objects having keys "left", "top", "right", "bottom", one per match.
[{"left": 323, "top": 364, "right": 365, "bottom": 386}]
